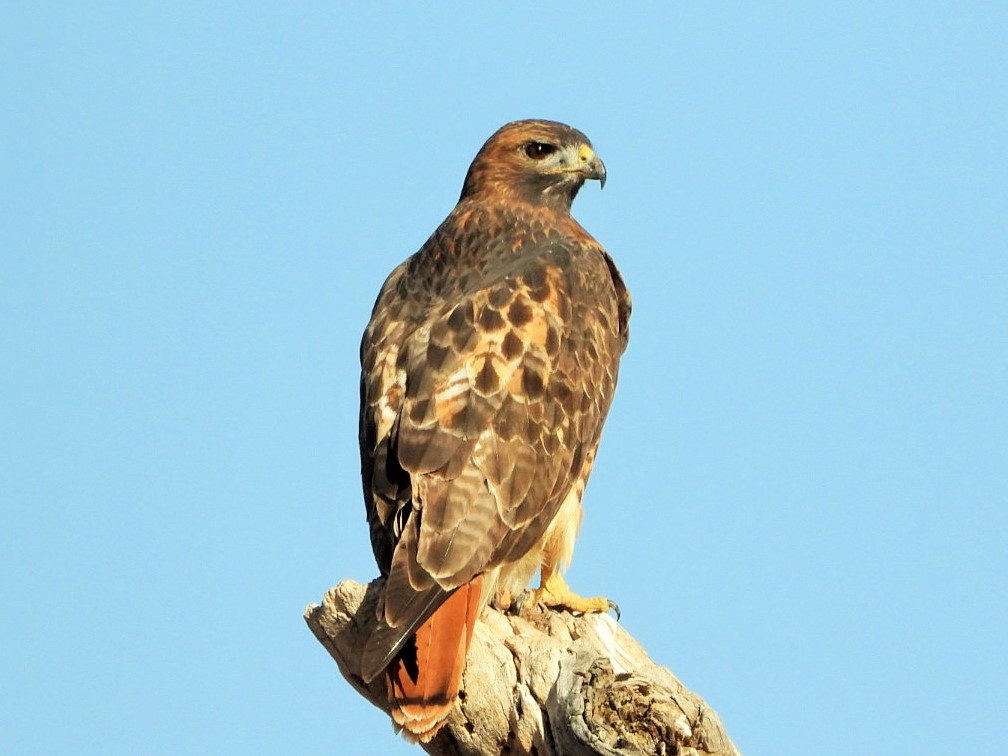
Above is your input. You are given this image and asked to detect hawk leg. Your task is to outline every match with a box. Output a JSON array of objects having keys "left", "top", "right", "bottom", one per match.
[{"left": 531, "top": 572, "right": 619, "bottom": 618}]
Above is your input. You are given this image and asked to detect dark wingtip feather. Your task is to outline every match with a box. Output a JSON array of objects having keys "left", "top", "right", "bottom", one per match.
[{"left": 360, "top": 586, "right": 449, "bottom": 683}]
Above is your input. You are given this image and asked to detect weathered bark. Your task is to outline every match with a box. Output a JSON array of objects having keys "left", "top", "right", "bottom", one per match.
[{"left": 305, "top": 579, "right": 741, "bottom": 756}]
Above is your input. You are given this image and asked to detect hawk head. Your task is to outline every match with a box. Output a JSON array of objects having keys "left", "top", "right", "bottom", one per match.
[{"left": 459, "top": 119, "right": 606, "bottom": 210}]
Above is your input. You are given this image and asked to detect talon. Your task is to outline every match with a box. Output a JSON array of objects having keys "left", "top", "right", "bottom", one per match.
[
  {"left": 515, "top": 589, "right": 531, "bottom": 612},
  {"left": 607, "top": 599, "right": 621, "bottom": 621},
  {"left": 507, "top": 589, "right": 531, "bottom": 615},
  {"left": 532, "top": 573, "right": 614, "bottom": 615}
]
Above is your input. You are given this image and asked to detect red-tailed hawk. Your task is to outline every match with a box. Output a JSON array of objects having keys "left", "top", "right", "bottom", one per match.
[{"left": 358, "top": 119, "right": 631, "bottom": 741}]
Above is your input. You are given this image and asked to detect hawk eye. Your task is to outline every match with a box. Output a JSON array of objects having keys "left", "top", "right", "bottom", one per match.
[{"left": 523, "top": 141, "right": 557, "bottom": 160}]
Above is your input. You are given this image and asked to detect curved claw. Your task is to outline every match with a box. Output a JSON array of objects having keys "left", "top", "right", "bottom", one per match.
[
  {"left": 607, "top": 599, "right": 621, "bottom": 621},
  {"left": 513, "top": 589, "right": 531, "bottom": 615},
  {"left": 531, "top": 573, "right": 616, "bottom": 617}
]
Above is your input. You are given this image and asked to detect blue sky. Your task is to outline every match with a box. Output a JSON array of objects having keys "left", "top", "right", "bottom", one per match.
[{"left": 2, "top": 4, "right": 1005, "bottom": 754}]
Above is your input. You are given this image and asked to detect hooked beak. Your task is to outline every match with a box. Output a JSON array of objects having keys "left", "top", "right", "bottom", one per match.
[{"left": 577, "top": 144, "right": 607, "bottom": 189}]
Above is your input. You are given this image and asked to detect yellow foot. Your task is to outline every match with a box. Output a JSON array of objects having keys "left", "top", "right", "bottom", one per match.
[
  {"left": 493, "top": 587, "right": 514, "bottom": 612},
  {"left": 531, "top": 573, "right": 620, "bottom": 619}
]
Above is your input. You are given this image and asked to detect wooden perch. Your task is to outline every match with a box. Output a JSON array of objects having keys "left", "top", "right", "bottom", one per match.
[{"left": 305, "top": 579, "right": 741, "bottom": 755}]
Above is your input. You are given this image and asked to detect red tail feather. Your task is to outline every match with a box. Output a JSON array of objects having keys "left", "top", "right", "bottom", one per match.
[{"left": 386, "top": 575, "right": 483, "bottom": 742}]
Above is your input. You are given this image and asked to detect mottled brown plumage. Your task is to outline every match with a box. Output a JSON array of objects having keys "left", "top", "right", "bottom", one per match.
[{"left": 358, "top": 119, "right": 631, "bottom": 741}]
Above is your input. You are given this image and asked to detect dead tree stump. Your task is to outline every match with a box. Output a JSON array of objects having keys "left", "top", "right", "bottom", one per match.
[{"left": 306, "top": 579, "right": 741, "bottom": 755}]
